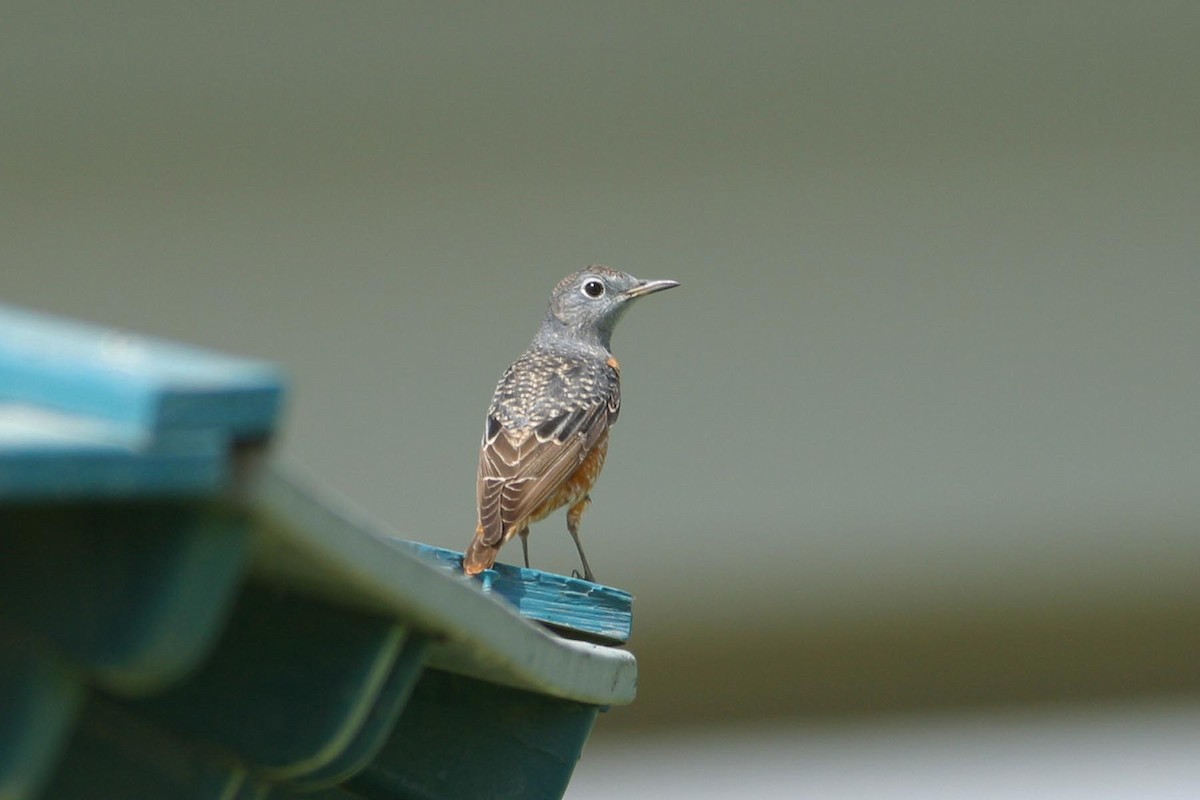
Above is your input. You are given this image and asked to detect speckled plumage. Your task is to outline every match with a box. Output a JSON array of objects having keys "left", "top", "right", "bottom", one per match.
[
  {"left": 463, "top": 266, "right": 678, "bottom": 581},
  {"left": 489, "top": 347, "right": 620, "bottom": 433}
]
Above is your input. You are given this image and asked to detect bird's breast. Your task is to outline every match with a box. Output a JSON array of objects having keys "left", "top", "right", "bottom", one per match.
[{"left": 528, "top": 431, "right": 610, "bottom": 523}]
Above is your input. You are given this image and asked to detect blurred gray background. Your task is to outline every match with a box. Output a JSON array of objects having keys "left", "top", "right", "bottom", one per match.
[{"left": 4, "top": 3, "right": 1199, "bottom": 796}]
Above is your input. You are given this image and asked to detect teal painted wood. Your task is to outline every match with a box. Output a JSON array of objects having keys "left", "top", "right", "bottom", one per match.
[
  {"left": 347, "top": 669, "right": 598, "bottom": 800},
  {"left": 0, "top": 300, "right": 635, "bottom": 799},
  {"left": 39, "top": 695, "right": 250, "bottom": 800},
  {"left": 0, "top": 503, "right": 250, "bottom": 694},
  {"left": 282, "top": 634, "right": 429, "bottom": 791},
  {"left": 2, "top": 469, "right": 636, "bottom": 800},
  {"left": 254, "top": 469, "right": 638, "bottom": 705},
  {"left": 133, "top": 584, "right": 424, "bottom": 782},
  {"left": 0, "top": 302, "right": 288, "bottom": 499},
  {"left": 401, "top": 542, "right": 633, "bottom": 645},
  {"left": 0, "top": 650, "right": 83, "bottom": 800},
  {"left": 0, "top": 305, "right": 285, "bottom": 437},
  {"left": 0, "top": 405, "right": 226, "bottom": 498}
]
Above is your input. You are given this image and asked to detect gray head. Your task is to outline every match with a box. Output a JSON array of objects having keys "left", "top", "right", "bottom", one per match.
[{"left": 537, "top": 265, "right": 679, "bottom": 350}]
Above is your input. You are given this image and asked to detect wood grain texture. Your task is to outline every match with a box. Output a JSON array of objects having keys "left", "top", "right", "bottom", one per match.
[{"left": 403, "top": 542, "right": 632, "bottom": 645}]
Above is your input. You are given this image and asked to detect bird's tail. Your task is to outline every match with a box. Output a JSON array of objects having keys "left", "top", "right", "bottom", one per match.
[{"left": 462, "top": 526, "right": 498, "bottom": 576}]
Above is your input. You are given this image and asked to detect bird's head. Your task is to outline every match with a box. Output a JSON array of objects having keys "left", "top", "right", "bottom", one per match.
[{"left": 542, "top": 265, "right": 679, "bottom": 349}]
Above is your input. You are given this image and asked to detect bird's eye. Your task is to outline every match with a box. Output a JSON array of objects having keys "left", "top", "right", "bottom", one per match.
[{"left": 582, "top": 279, "right": 605, "bottom": 298}]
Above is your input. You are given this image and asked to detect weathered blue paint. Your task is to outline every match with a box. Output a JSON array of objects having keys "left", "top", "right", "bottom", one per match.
[
  {"left": 402, "top": 542, "right": 634, "bottom": 644},
  {"left": 0, "top": 406, "right": 227, "bottom": 498},
  {"left": 0, "top": 303, "right": 635, "bottom": 800},
  {"left": 0, "top": 304, "right": 285, "bottom": 436}
]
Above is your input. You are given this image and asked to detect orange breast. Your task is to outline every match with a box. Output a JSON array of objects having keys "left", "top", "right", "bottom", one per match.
[{"left": 529, "top": 431, "right": 609, "bottom": 524}]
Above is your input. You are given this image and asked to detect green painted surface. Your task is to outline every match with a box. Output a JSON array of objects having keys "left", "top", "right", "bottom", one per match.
[
  {"left": 349, "top": 670, "right": 599, "bottom": 800},
  {"left": 253, "top": 470, "right": 638, "bottom": 707},
  {"left": 1, "top": 488, "right": 631, "bottom": 799},
  {"left": 134, "top": 584, "right": 415, "bottom": 781},
  {"left": 0, "top": 502, "right": 250, "bottom": 694},
  {"left": 39, "top": 695, "right": 248, "bottom": 800},
  {"left": 282, "top": 634, "right": 430, "bottom": 791},
  {"left": 0, "top": 302, "right": 634, "bottom": 799},
  {"left": 0, "top": 650, "right": 83, "bottom": 800}
]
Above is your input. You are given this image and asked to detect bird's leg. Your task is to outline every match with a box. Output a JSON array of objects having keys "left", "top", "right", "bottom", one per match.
[
  {"left": 566, "top": 496, "right": 594, "bottom": 582},
  {"left": 518, "top": 526, "right": 531, "bottom": 569}
]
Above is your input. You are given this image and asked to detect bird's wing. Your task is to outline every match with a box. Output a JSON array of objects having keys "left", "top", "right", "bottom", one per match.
[{"left": 476, "top": 396, "right": 614, "bottom": 547}]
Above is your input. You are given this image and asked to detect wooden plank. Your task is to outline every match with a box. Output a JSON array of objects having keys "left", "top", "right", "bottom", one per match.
[
  {"left": 400, "top": 542, "right": 633, "bottom": 645},
  {"left": 251, "top": 469, "right": 637, "bottom": 707},
  {"left": 0, "top": 303, "right": 632, "bottom": 800},
  {"left": 0, "top": 304, "right": 285, "bottom": 437},
  {"left": 0, "top": 404, "right": 226, "bottom": 498}
]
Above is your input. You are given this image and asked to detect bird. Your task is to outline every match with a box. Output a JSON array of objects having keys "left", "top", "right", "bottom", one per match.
[{"left": 462, "top": 266, "right": 679, "bottom": 582}]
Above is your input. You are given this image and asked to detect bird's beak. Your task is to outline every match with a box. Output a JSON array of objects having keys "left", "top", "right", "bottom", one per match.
[{"left": 623, "top": 279, "right": 680, "bottom": 298}]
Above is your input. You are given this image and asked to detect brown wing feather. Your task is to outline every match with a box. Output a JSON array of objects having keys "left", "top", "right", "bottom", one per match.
[{"left": 476, "top": 400, "right": 610, "bottom": 548}]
